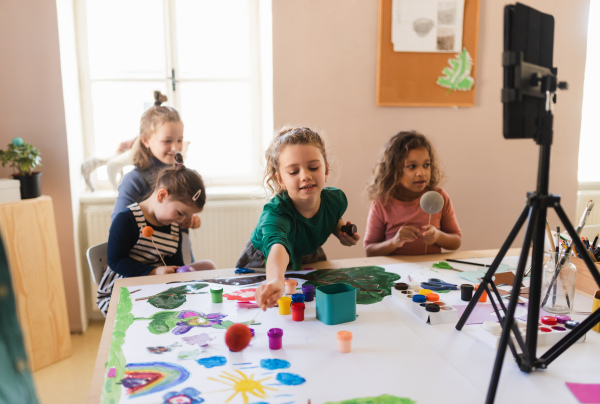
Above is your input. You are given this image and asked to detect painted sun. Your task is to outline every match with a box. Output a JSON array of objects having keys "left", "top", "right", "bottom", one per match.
[{"left": 208, "top": 369, "right": 277, "bottom": 403}]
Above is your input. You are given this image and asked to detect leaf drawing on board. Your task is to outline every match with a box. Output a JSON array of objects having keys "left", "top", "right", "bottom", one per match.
[
  {"left": 436, "top": 48, "right": 474, "bottom": 94},
  {"left": 135, "top": 283, "right": 208, "bottom": 309},
  {"left": 289, "top": 266, "right": 400, "bottom": 304}
]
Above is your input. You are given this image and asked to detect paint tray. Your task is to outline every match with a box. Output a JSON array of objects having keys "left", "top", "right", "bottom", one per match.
[
  {"left": 316, "top": 283, "right": 357, "bottom": 325},
  {"left": 394, "top": 289, "right": 458, "bottom": 325},
  {"left": 478, "top": 322, "right": 586, "bottom": 349}
]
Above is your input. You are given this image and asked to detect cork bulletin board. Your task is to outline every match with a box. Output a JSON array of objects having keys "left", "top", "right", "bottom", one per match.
[{"left": 376, "top": 0, "right": 481, "bottom": 107}]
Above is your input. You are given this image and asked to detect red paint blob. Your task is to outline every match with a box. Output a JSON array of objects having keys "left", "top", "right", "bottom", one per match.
[
  {"left": 225, "top": 323, "right": 252, "bottom": 352},
  {"left": 142, "top": 226, "right": 154, "bottom": 238}
]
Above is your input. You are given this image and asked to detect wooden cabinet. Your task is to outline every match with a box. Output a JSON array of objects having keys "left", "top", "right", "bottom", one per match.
[{"left": 0, "top": 196, "right": 71, "bottom": 371}]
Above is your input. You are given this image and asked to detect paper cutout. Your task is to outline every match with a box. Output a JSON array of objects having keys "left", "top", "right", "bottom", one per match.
[
  {"left": 437, "top": 48, "right": 474, "bottom": 93},
  {"left": 565, "top": 382, "right": 600, "bottom": 403}
]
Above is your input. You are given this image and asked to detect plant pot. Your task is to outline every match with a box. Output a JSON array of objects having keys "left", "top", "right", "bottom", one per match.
[{"left": 12, "top": 172, "right": 42, "bottom": 199}]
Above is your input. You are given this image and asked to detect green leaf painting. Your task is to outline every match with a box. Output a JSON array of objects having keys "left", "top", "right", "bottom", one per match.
[
  {"left": 324, "top": 394, "right": 416, "bottom": 404},
  {"left": 437, "top": 48, "right": 474, "bottom": 94},
  {"left": 290, "top": 266, "right": 400, "bottom": 304},
  {"left": 135, "top": 283, "right": 208, "bottom": 309}
]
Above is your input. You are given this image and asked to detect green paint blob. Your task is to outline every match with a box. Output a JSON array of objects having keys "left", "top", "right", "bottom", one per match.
[
  {"left": 324, "top": 394, "right": 416, "bottom": 404},
  {"left": 290, "top": 266, "right": 400, "bottom": 304},
  {"left": 102, "top": 287, "right": 134, "bottom": 404},
  {"left": 139, "top": 283, "right": 208, "bottom": 309}
]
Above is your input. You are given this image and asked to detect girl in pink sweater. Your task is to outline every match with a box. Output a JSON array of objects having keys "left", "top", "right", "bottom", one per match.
[{"left": 364, "top": 131, "right": 462, "bottom": 256}]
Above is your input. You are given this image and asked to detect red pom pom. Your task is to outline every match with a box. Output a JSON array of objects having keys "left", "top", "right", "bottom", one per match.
[
  {"left": 225, "top": 323, "right": 252, "bottom": 352},
  {"left": 142, "top": 226, "right": 154, "bottom": 238}
]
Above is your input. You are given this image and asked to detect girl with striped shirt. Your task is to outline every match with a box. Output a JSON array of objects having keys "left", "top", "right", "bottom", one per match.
[{"left": 96, "top": 156, "right": 213, "bottom": 316}]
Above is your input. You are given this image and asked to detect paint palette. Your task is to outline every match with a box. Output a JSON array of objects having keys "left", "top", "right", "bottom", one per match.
[
  {"left": 393, "top": 289, "right": 458, "bottom": 325},
  {"left": 478, "top": 319, "right": 587, "bottom": 349}
]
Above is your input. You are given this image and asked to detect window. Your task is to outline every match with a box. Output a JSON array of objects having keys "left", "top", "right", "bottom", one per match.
[
  {"left": 579, "top": 1, "right": 600, "bottom": 185},
  {"left": 76, "top": 0, "right": 272, "bottom": 188}
]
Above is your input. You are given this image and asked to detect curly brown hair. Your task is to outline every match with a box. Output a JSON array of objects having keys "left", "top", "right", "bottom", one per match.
[
  {"left": 367, "top": 131, "right": 442, "bottom": 202},
  {"left": 263, "top": 127, "right": 328, "bottom": 195},
  {"left": 132, "top": 91, "right": 182, "bottom": 170}
]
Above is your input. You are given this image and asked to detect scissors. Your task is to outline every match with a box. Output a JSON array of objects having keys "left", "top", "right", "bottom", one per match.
[{"left": 420, "top": 278, "right": 458, "bottom": 291}]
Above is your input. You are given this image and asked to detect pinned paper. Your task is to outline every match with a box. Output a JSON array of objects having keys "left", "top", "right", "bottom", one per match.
[{"left": 437, "top": 48, "right": 474, "bottom": 93}]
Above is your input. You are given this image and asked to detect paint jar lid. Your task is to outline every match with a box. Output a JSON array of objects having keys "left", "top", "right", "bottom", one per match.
[
  {"left": 291, "top": 293, "right": 305, "bottom": 301},
  {"left": 284, "top": 279, "right": 297, "bottom": 286},
  {"left": 565, "top": 320, "right": 580, "bottom": 329},
  {"left": 426, "top": 293, "right": 439, "bottom": 302},
  {"left": 419, "top": 289, "right": 433, "bottom": 295},
  {"left": 412, "top": 294, "right": 426, "bottom": 303},
  {"left": 291, "top": 302, "right": 305, "bottom": 311},
  {"left": 268, "top": 328, "right": 283, "bottom": 338},
  {"left": 210, "top": 287, "right": 223, "bottom": 293},
  {"left": 541, "top": 316, "right": 557, "bottom": 326},
  {"left": 337, "top": 331, "right": 352, "bottom": 341},
  {"left": 302, "top": 284, "right": 315, "bottom": 292},
  {"left": 425, "top": 303, "right": 440, "bottom": 312},
  {"left": 278, "top": 296, "right": 291, "bottom": 303},
  {"left": 555, "top": 315, "right": 571, "bottom": 324},
  {"left": 460, "top": 284, "right": 474, "bottom": 290},
  {"left": 394, "top": 282, "right": 409, "bottom": 291}
]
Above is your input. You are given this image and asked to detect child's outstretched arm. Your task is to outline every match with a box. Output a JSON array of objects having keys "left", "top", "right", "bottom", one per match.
[
  {"left": 365, "top": 225, "right": 421, "bottom": 257},
  {"left": 335, "top": 220, "right": 360, "bottom": 246},
  {"left": 421, "top": 225, "right": 461, "bottom": 250},
  {"left": 255, "top": 244, "right": 288, "bottom": 310}
]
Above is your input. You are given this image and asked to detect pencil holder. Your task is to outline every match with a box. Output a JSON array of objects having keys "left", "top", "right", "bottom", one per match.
[
  {"left": 316, "top": 283, "right": 357, "bottom": 325},
  {"left": 541, "top": 252, "right": 577, "bottom": 314}
]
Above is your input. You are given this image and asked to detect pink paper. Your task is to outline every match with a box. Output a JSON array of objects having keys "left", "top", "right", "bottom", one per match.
[{"left": 566, "top": 382, "right": 600, "bottom": 403}]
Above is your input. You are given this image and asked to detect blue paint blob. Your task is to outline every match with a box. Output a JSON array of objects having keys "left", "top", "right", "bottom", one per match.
[
  {"left": 260, "top": 358, "right": 291, "bottom": 370},
  {"left": 196, "top": 356, "right": 227, "bottom": 368},
  {"left": 276, "top": 372, "right": 306, "bottom": 386}
]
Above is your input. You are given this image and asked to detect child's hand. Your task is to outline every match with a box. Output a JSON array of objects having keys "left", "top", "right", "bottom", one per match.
[
  {"left": 180, "top": 214, "right": 201, "bottom": 230},
  {"left": 421, "top": 225, "right": 440, "bottom": 245},
  {"left": 254, "top": 279, "right": 285, "bottom": 311},
  {"left": 394, "top": 225, "right": 420, "bottom": 247},
  {"left": 151, "top": 266, "right": 178, "bottom": 275},
  {"left": 338, "top": 221, "right": 360, "bottom": 246}
]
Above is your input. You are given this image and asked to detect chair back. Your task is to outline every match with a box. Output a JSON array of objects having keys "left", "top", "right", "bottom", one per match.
[{"left": 86, "top": 242, "right": 108, "bottom": 285}]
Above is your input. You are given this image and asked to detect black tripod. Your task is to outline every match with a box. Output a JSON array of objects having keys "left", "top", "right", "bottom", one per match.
[{"left": 455, "top": 69, "right": 600, "bottom": 404}]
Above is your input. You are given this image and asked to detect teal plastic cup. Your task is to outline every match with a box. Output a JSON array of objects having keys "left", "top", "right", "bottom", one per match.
[{"left": 316, "top": 283, "right": 357, "bottom": 325}]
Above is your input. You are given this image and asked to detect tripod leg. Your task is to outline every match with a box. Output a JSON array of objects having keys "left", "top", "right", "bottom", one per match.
[
  {"left": 486, "top": 201, "right": 541, "bottom": 404},
  {"left": 456, "top": 203, "right": 531, "bottom": 330}
]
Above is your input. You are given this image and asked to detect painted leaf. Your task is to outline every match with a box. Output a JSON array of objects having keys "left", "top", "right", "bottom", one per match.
[
  {"left": 290, "top": 266, "right": 400, "bottom": 304},
  {"left": 436, "top": 48, "right": 474, "bottom": 93},
  {"left": 140, "top": 283, "right": 208, "bottom": 309}
]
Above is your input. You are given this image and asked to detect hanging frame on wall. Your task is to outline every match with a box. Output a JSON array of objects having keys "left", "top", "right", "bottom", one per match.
[{"left": 376, "top": 0, "right": 481, "bottom": 107}]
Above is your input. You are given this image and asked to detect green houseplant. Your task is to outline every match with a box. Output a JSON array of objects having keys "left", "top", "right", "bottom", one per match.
[{"left": 0, "top": 137, "right": 42, "bottom": 199}]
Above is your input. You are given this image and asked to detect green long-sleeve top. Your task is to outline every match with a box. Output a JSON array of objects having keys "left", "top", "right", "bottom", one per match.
[{"left": 250, "top": 187, "right": 348, "bottom": 271}]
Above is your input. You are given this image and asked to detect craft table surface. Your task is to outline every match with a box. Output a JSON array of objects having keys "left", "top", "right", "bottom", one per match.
[{"left": 87, "top": 249, "right": 600, "bottom": 404}]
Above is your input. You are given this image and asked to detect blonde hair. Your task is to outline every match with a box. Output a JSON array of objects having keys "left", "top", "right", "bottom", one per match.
[
  {"left": 263, "top": 127, "right": 328, "bottom": 195},
  {"left": 132, "top": 91, "right": 182, "bottom": 170},
  {"left": 367, "top": 131, "right": 442, "bottom": 203}
]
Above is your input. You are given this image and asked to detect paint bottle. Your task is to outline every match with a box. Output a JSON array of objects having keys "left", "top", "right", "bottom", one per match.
[
  {"left": 460, "top": 284, "right": 474, "bottom": 301},
  {"left": 268, "top": 328, "right": 283, "bottom": 350},
  {"left": 284, "top": 279, "right": 297, "bottom": 295},
  {"left": 278, "top": 296, "right": 292, "bottom": 315},
  {"left": 475, "top": 284, "right": 487, "bottom": 302},
  {"left": 302, "top": 284, "right": 315, "bottom": 301},
  {"left": 291, "top": 302, "right": 305, "bottom": 321},
  {"left": 337, "top": 331, "right": 352, "bottom": 353},
  {"left": 291, "top": 293, "right": 305, "bottom": 304},
  {"left": 210, "top": 287, "right": 223, "bottom": 303}
]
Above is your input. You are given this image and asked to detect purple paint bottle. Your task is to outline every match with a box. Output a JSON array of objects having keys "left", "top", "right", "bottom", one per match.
[
  {"left": 302, "top": 284, "right": 315, "bottom": 302},
  {"left": 267, "top": 328, "right": 283, "bottom": 350}
]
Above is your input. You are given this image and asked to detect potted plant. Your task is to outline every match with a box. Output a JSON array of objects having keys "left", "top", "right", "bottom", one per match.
[{"left": 0, "top": 137, "right": 42, "bottom": 199}]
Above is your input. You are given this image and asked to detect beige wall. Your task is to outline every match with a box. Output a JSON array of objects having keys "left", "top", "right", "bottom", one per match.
[
  {"left": 0, "top": 1, "right": 83, "bottom": 331},
  {"left": 272, "top": 0, "right": 589, "bottom": 260}
]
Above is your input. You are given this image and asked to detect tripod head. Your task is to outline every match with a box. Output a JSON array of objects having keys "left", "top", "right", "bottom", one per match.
[{"left": 502, "top": 3, "right": 568, "bottom": 146}]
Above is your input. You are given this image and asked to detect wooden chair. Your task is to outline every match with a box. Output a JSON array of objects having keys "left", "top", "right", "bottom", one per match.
[{"left": 86, "top": 242, "right": 108, "bottom": 285}]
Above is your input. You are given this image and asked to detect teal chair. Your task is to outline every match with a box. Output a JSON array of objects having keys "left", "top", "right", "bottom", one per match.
[{"left": 0, "top": 231, "right": 39, "bottom": 403}]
